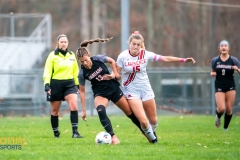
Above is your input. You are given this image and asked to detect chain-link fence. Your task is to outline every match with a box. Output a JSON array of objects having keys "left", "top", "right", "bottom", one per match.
[
  {"left": 150, "top": 67, "right": 240, "bottom": 115},
  {"left": 0, "top": 69, "right": 93, "bottom": 117},
  {"left": 0, "top": 14, "right": 51, "bottom": 70},
  {"left": 1, "top": 68, "right": 240, "bottom": 117}
]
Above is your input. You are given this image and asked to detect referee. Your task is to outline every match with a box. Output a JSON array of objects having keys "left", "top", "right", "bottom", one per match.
[{"left": 43, "top": 34, "right": 83, "bottom": 138}]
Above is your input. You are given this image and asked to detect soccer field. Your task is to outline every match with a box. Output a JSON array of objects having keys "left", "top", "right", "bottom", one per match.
[{"left": 0, "top": 115, "right": 239, "bottom": 160}]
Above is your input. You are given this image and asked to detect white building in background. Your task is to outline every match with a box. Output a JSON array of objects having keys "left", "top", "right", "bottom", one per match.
[{"left": 0, "top": 13, "right": 51, "bottom": 96}]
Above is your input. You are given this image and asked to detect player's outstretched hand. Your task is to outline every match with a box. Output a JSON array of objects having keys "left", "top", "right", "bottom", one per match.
[
  {"left": 102, "top": 72, "right": 115, "bottom": 80},
  {"left": 232, "top": 65, "right": 238, "bottom": 71},
  {"left": 184, "top": 57, "right": 196, "bottom": 64},
  {"left": 115, "top": 74, "right": 121, "bottom": 80},
  {"left": 81, "top": 110, "right": 87, "bottom": 121},
  {"left": 210, "top": 71, "right": 216, "bottom": 77}
]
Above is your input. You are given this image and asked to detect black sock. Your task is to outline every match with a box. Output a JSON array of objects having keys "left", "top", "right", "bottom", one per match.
[
  {"left": 216, "top": 110, "right": 223, "bottom": 119},
  {"left": 51, "top": 115, "right": 59, "bottom": 134},
  {"left": 70, "top": 110, "right": 78, "bottom": 133},
  {"left": 224, "top": 113, "right": 232, "bottom": 129},
  {"left": 127, "top": 113, "right": 144, "bottom": 134},
  {"left": 96, "top": 105, "right": 114, "bottom": 136}
]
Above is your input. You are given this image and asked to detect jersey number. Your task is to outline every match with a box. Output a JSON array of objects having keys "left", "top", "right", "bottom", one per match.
[
  {"left": 96, "top": 75, "right": 103, "bottom": 81},
  {"left": 133, "top": 65, "right": 140, "bottom": 72},
  {"left": 222, "top": 69, "right": 225, "bottom": 75}
]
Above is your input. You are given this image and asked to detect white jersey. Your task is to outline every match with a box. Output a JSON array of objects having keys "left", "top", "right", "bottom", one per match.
[{"left": 116, "top": 49, "right": 162, "bottom": 88}]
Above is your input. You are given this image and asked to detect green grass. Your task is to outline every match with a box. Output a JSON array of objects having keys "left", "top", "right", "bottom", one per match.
[{"left": 0, "top": 115, "right": 240, "bottom": 160}]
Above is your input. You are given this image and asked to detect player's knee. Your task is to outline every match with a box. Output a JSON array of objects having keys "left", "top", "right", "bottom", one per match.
[
  {"left": 218, "top": 108, "right": 225, "bottom": 113},
  {"left": 96, "top": 105, "right": 106, "bottom": 116},
  {"left": 140, "top": 119, "right": 149, "bottom": 129},
  {"left": 51, "top": 110, "right": 59, "bottom": 116},
  {"left": 225, "top": 108, "right": 232, "bottom": 115},
  {"left": 69, "top": 105, "right": 78, "bottom": 111},
  {"left": 149, "top": 118, "right": 158, "bottom": 125}
]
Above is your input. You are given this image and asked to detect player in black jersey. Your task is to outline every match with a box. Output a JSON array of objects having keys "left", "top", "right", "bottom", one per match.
[
  {"left": 211, "top": 40, "right": 240, "bottom": 131},
  {"left": 75, "top": 38, "right": 144, "bottom": 144}
]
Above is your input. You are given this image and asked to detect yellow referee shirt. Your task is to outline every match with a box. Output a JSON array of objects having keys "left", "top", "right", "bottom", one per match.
[{"left": 43, "top": 49, "right": 79, "bottom": 86}]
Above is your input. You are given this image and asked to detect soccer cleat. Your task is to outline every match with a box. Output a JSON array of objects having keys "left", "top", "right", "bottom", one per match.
[
  {"left": 151, "top": 138, "right": 158, "bottom": 144},
  {"left": 142, "top": 133, "right": 152, "bottom": 143},
  {"left": 215, "top": 115, "right": 221, "bottom": 128},
  {"left": 223, "top": 128, "right": 228, "bottom": 131},
  {"left": 72, "top": 131, "right": 83, "bottom": 138},
  {"left": 54, "top": 131, "right": 60, "bottom": 138},
  {"left": 111, "top": 135, "right": 120, "bottom": 145},
  {"left": 153, "top": 131, "right": 158, "bottom": 141}
]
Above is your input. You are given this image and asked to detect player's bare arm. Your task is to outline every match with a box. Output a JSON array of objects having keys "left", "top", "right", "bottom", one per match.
[
  {"left": 107, "top": 57, "right": 120, "bottom": 78},
  {"left": 115, "top": 65, "right": 122, "bottom": 80},
  {"left": 79, "top": 85, "right": 87, "bottom": 121},
  {"left": 232, "top": 65, "right": 240, "bottom": 74},
  {"left": 210, "top": 69, "right": 216, "bottom": 77},
  {"left": 161, "top": 56, "right": 196, "bottom": 63}
]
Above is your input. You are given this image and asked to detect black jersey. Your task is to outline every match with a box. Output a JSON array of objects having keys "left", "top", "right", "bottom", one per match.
[
  {"left": 78, "top": 55, "right": 120, "bottom": 97},
  {"left": 211, "top": 56, "right": 240, "bottom": 88}
]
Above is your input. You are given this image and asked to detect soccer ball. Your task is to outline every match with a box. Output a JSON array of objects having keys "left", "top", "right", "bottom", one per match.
[{"left": 95, "top": 131, "right": 112, "bottom": 144}]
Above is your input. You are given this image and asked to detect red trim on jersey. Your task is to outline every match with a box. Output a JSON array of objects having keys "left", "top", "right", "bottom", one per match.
[
  {"left": 123, "top": 72, "right": 136, "bottom": 86},
  {"left": 129, "top": 50, "right": 139, "bottom": 57},
  {"left": 138, "top": 49, "right": 145, "bottom": 60},
  {"left": 138, "top": 49, "right": 144, "bottom": 60},
  {"left": 123, "top": 50, "right": 145, "bottom": 86}
]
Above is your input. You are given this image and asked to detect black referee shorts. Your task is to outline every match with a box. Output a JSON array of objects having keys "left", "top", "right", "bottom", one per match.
[{"left": 47, "top": 79, "right": 78, "bottom": 101}]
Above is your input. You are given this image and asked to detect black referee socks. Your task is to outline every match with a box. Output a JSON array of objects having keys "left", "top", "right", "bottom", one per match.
[
  {"left": 70, "top": 110, "right": 79, "bottom": 133},
  {"left": 51, "top": 115, "right": 59, "bottom": 135}
]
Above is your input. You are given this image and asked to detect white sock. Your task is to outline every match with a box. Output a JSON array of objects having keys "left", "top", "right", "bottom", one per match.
[
  {"left": 151, "top": 123, "right": 158, "bottom": 132},
  {"left": 142, "top": 123, "right": 156, "bottom": 140}
]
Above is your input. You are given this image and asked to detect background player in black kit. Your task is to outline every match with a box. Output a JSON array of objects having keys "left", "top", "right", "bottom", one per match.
[
  {"left": 76, "top": 38, "right": 143, "bottom": 144},
  {"left": 210, "top": 40, "right": 240, "bottom": 131}
]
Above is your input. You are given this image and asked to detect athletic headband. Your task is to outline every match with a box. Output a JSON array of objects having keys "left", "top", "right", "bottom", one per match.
[
  {"left": 219, "top": 40, "right": 230, "bottom": 47},
  {"left": 57, "top": 35, "right": 67, "bottom": 41},
  {"left": 132, "top": 31, "right": 140, "bottom": 35}
]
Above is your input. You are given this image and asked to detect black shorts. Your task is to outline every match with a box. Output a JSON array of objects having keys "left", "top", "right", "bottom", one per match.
[
  {"left": 47, "top": 79, "right": 78, "bottom": 101},
  {"left": 95, "top": 87, "right": 123, "bottom": 103},
  {"left": 215, "top": 86, "right": 236, "bottom": 93}
]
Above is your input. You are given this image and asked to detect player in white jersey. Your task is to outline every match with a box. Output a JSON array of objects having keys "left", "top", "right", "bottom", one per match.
[
  {"left": 116, "top": 31, "right": 196, "bottom": 143},
  {"left": 76, "top": 37, "right": 145, "bottom": 144}
]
